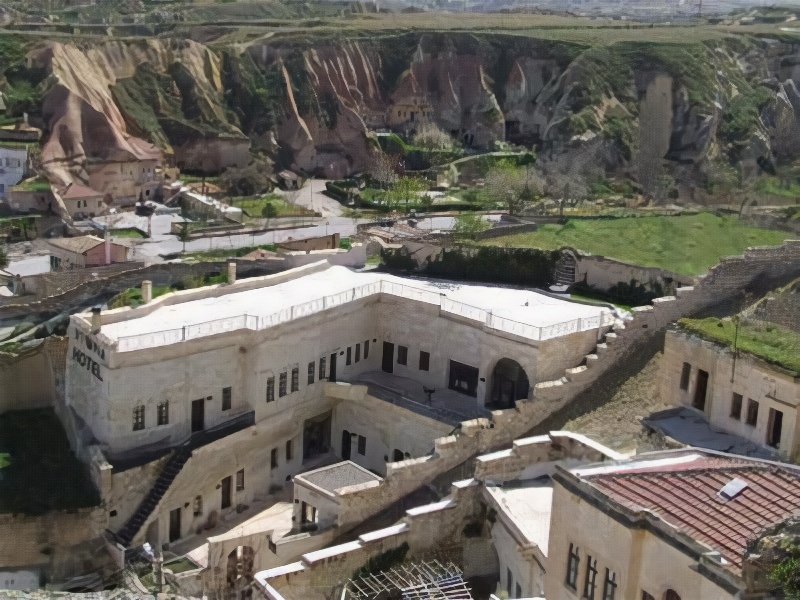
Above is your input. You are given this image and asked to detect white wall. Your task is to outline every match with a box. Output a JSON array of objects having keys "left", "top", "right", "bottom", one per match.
[{"left": 0, "top": 147, "right": 27, "bottom": 198}]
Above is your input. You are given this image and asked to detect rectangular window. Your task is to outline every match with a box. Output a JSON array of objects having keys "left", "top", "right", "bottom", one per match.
[
  {"left": 357, "top": 435, "right": 366, "bottom": 456},
  {"left": 419, "top": 351, "right": 430, "bottom": 371},
  {"left": 730, "top": 393, "right": 743, "bottom": 419},
  {"left": 602, "top": 569, "right": 617, "bottom": 600},
  {"left": 291, "top": 367, "right": 299, "bottom": 393},
  {"left": 319, "top": 357, "right": 327, "bottom": 380},
  {"left": 397, "top": 345, "right": 408, "bottom": 366},
  {"left": 746, "top": 398, "right": 759, "bottom": 426},
  {"left": 584, "top": 555, "right": 598, "bottom": 600},
  {"left": 222, "top": 387, "right": 232, "bottom": 411},
  {"left": 308, "top": 362, "right": 315, "bottom": 385},
  {"left": 157, "top": 401, "right": 169, "bottom": 426},
  {"left": 270, "top": 448, "right": 278, "bottom": 468},
  {"left": 286, "top": 440, "right": 293, "bottom": 461},
  {"left": 565, "top": 543, "right": 579, "bottom": 589},
  {"left": 448, "top": 360, "right": 479, "bottom": 397},
  {"left": 346, "top": 347, "right": 352, "bottom": 366},
  {"left": 133, "top": 405, "right": 145, "bottom": 431},
  {"left": 679, "top": 362, "right": 691, "bottom": 390},
  {"left": 279, "top": 372, "right": 287, "bottom": 397},
  {"left": 266, "top": 376, "right": 275, "bottom": 402},
  {"left": 364, "top": 340, "right": 370, "bottom": 359},
  {"left": 355, "top": 343, "right": 361, "bottom": 363},
  {"left": 236, "top": 469, "right": 244, "bottom": 491},
  {"left": 193, "top": 495, "right": 202, "bottom": 517}
]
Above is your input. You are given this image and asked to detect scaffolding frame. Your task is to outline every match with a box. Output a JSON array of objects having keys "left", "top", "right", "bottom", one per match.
[{"left": 345, "top": 559, "right": 473, "bottom": 600}]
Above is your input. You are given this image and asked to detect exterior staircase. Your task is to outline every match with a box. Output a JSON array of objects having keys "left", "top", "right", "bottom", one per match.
[
  {"left": 554, "top": 251, "right": 577, "bottom": 287},
  {"left": 116, "top": 446, "right": 191, "bottom": 547}
]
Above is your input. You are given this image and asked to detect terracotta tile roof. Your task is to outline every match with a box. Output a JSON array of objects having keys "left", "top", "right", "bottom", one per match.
[
  {"left": 585, "top": 455, "right": 800, "bottom": 572},
  {"left": 48, "top": 235, "right": 105, "bottom": 255},
  {"left": 61, "top": 182, "right": 103, "bottom": 200}
]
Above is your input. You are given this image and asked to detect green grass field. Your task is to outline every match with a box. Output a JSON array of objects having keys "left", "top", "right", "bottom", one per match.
[
  {"left": 679, "top": 317, "right": 800, "bottom": 375},
  {"left": 480, "top": 213, "right": 791, "bottom": 276},
  {"left": 231, "top": 195, "right": 315, "bottom": 218}
]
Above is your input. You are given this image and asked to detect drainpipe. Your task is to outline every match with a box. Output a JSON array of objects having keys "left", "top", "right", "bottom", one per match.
[
  {"left": 142, "top": 280, "right": 153, "bottom": 304},
  {"left": 91, "top": 306, "right": 101, "bottom": 334},
  {"left": 227, "top": 262, "right": 236, "bottom": 284},
  {"left": 104, "top": 229, "right": 111, "bottom": 265}
]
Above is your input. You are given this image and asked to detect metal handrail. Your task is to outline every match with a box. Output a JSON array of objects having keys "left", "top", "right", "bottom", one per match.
[{"left": 116, "top": 281, "right": 615, "bottom": 351}]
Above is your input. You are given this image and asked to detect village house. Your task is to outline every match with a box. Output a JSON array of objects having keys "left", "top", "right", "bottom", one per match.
[
  {"left": 61, "top": 261, "right": 614, "bottom": 561},
  {"left": 86, "top": 158, "right": 164, "bottom": 206},
  {"left": 545, "top": 449, "right": 800, "bottom": 600},
  {"left": 57, "top": 182, "right": 108, "bottom": 219},
  {"left": 0, "top": 143, "right": 29, "bottom": 200},
  {"left": 661, "top": 327, "right": 800, "bottom": 461},
  {"left": 47, "top": 234, "right": 130, "bottom": 270}
]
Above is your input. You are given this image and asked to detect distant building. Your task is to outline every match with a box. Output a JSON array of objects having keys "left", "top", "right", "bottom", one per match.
[
  {"left": 547, "top": 449, "right": 800, "bottom": 600},
  {"left": 0, "top": 144, "right": 29, "bottom": 200},
  {"left": 47, "top": 235, "right": 129, "bottom": 270},
  {"left": 661, "top": 328, "right": 800, "bottom": 461},
  {"left": 57, "top": 182, "right": 107, "bottom": 219}
]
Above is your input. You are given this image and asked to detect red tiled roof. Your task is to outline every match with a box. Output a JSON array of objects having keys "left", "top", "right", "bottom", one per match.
[{"left": 586, "top": 456, "right": 800, "bottom": 572}]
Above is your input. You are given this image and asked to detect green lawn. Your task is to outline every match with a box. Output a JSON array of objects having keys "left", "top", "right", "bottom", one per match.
[
  {"left": 0, "top": 409, "right": 99, "bottom": 514},
  {"left": 111, "top": 228, "right": 147, "bottom": 239},
  {"left": 679, "top": 317, "right": 800, "bottom": 375},
  {"left": 480, "top": 213, "right": 791, "bottom": 276},
  {"left": 230, "top": 194, "right": 315, "bottom": 218},
  {"left": 182, "top": 244, "right": 277, "bottom": 263}
]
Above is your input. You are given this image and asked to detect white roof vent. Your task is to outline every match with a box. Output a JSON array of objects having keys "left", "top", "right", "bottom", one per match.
[{"left": 718, "top": 477, "right": 748, "bottom": 501}]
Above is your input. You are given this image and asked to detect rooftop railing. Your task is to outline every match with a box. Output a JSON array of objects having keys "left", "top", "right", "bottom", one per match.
[{"left": 115, "top": 280, "right": 615, "bottom": 352}]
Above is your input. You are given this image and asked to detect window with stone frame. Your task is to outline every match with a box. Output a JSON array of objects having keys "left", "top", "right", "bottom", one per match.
[
  {"left": 279, "top": 372, "right": 287, "bottom": 397},
  {"left": 730, "top": 393, "right": 743, "bottom": 420},
  {"left": 565, "top": 543, "right": 580, "bottom": 589},
  {"left": 266, "top": 376, "right": 275, "bottom": 402},
  {"left": 419, "top": 350, "right": 430, "bottom": 371},
  {"left": 364, "top": 340, "right": 370, "bottom": 359},
  {"left": 291, "top": 367, "right": 299, "bottom": 392},
  {"left": 286, "top": 440, "right": 293, "bottom": 461},
  {"left": 355, "top": 343, "right": 361, "bottom": 363},
  {"left": 133, "top": 405, "right": 145, "bottom": 431},
  {"left": 583, "top": 555, "right": 598, "bottom": 599},
  {"left": 222, "top": 386, "right": 232, "bottom": 411},
  {"left": 236, "top": 469, "right": 244, "bottom": 491},
  {"left": 602, "top": 569, "right": 617, "bottom": 600},
  {"left": 270, "top": 448, "right": 278, "bottom": 468},
  {"left": 346, "top": 346, "right": 352, "bottom": 365},
  {"left": 157, "top": 401, "right": 169, "bottom": 426},
  {"left": 319, "top": 357, "right": 327, "bottom": 380},
  {"left": 746, "top": 398, "right": 759, "bottom": 426},
  {"left": 679, "top": 362, "right": 691, "bottom": 390},
  {"left": 193, "top": 495, "right": 203, "bottom": 517},
  {"left": 397, "top": 345, "right": 408, "bottom": 366},
  {"left": 308, "top": 362, "right": 315, "bottom": 385}
]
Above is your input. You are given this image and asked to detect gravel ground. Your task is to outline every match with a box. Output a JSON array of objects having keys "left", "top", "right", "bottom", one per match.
[{"left": 561, "top": 350, "right": 672, "bottom": 455}]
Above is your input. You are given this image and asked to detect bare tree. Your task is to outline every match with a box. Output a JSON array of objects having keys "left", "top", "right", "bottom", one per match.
[
  {"left": 369, "top": 151, "right": 400, "bottom": 190},
  {"left": 412, "top": 123, "right": 456, "bottom": 150}
]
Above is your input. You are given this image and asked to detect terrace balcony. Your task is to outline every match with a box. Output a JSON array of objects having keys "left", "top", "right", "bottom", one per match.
[{"left": 336, "top": 371, "right": 491, "bottom": 427}]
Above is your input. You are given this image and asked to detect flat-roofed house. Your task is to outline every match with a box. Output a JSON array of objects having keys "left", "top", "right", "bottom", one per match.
[{"left": 63, "top": 262, "right": 614, "bottom": 551}]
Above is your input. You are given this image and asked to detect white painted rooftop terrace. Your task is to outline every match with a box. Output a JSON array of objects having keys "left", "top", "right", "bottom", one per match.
[{"left": 93, "top": 264, "right": 613, "bottom": 352}]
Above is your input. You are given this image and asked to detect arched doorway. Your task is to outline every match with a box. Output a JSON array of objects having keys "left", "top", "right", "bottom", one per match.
[
  {"left": 663, "top": 591, "right": 681, "bottom": 600},
  {"left": 487, "top": 359, "right": 530, "bottom": 410},
  {"left": 227, "top": 546, "right": 255, "bottom": 597}
]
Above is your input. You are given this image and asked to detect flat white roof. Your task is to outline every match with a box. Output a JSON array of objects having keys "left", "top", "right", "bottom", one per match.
[
  {"left": 485, "top": 480, "right": 553, "bottom": 554},
  {"left": 97, "top": 265, "right": 610, "bottom": 349}
]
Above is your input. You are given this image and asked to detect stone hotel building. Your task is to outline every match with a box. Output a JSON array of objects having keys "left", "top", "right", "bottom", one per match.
[{"left": 63, "top": 261, "right": 613, "bottom": 552}]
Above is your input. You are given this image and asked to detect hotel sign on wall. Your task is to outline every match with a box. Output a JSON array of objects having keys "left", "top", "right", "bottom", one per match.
[{"left": 73, "top": 329, "right": 105, "bottom": 381}]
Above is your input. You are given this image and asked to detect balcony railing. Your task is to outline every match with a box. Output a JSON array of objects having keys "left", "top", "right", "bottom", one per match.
[{"left": 115, "top": 280, "right": 616, "bottom": 352}]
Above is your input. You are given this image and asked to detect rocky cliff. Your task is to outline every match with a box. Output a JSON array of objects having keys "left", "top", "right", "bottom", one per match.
[{"left": 4, "top": 31, "right": 800, "bottom": 194}]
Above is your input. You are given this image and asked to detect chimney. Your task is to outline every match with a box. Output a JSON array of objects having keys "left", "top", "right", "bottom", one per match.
[
  {"left": 91, "top": 306, "right": 102, "bottom": 334},
  {"left": 142, "top": 280, "right": 153, "bottom": 304},
  {"left": 227, "top": 262, "right": 236, "bottom": 285},
  {"left": 104, "top": 229, "right": 111, "bottom": 265}
]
